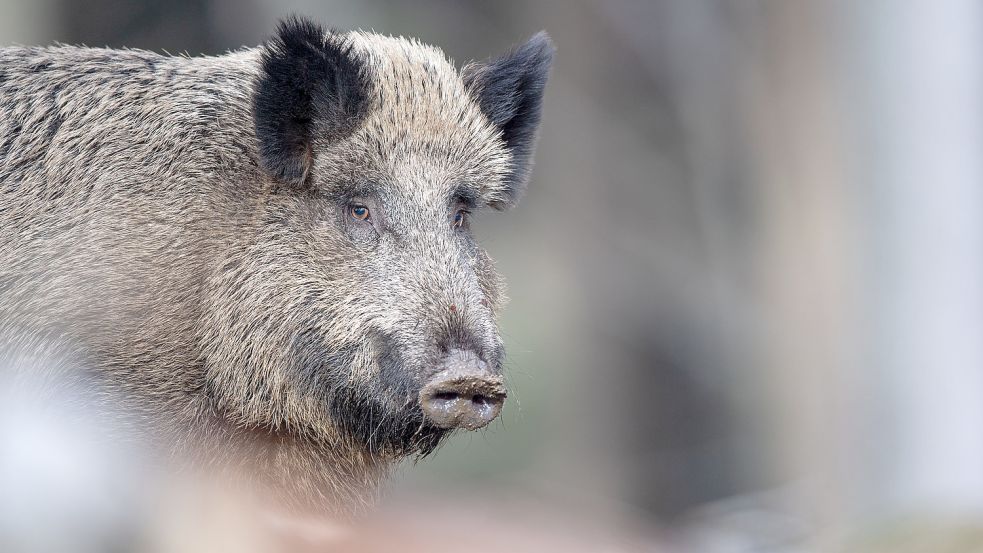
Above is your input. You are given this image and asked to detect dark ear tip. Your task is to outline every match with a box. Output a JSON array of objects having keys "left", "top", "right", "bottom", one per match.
[
  {"left": 525, "top": 31, "right": 556, "bottom": 59},
  {"left": 518, "top": 31, "right": 556, "bottom": 69},
  {"left": 271, "top": 15, "right": 325, "bottom": 47}
]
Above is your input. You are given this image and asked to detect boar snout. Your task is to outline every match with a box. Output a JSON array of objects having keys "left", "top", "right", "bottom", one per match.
[{"left": 419, "top": 350, "right": 505, "bottom": 431}]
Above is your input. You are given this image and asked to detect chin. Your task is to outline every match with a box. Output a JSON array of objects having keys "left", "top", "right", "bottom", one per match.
[{"left": 329, "top": 382, "right": 450, "bottom": 457}]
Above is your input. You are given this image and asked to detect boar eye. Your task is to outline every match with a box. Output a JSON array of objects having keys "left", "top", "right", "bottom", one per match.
[
  {"left": 452, "top": 209, "right": 469, "bottom": 229},
  {"left": 350, "top": 205, "right": 370, "bottom": 221}
]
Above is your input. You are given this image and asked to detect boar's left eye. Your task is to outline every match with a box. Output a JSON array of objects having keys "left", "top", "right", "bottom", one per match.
[
  {"left": 452, "top": 209, "right": 469, "bottom": 229},
  {"left": 350, "top": 205, "right": 370, "bottom": 221}
]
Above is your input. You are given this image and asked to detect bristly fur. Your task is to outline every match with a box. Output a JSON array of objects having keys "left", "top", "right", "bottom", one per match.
[
  {"left": 254, "top": 17, "right": 370, "bottom": 186},
  {"left": 0, "top": 17, "right": 553, "bottom": 515},
  {"left": 462, "top": 32, "right": 555, "bottom": 208}
]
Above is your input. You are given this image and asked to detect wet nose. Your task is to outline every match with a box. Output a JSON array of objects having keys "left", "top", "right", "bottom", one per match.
[{"left": 419, "top": 349, "right": 506, "bottom": 430}]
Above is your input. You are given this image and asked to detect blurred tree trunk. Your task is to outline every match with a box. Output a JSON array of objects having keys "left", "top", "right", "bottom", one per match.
[
  {"left": 750, "top": 0, "right": 983, "bottom": 546},
  {"left": 835, "top": 0, "right": 983, "bottom": 524}
]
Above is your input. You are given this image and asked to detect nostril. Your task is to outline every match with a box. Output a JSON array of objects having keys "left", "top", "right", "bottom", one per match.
[
  {"left": 433, "top": 391, "right": 459, "bottom": 402},
  {"left": 471, "top": 394, "right": 490, "bottom": 406}
]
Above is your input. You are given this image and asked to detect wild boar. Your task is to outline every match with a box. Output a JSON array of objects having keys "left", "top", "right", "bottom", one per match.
[{"left": 0, "top": 17, "right": 553, "bottom": 513}]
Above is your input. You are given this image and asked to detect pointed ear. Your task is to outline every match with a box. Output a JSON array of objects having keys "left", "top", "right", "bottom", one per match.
[
  {"left": 462, "top": 32, "right": 555, "bottom": 207},
  {"left": 253, "top": 17, "right": 370, "bottom": 187}
]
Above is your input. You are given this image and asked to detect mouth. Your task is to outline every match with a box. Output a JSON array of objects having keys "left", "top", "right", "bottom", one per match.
[
  {"left": 321, "top": 338, "right": 506, "bottom": 454},
  {"left": 329, "top": 382, "right": 450, "bottom": 456}
]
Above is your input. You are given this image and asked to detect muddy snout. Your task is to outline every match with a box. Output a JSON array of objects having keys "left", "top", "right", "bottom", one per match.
[{"left": 419, "top": 350, "right": 506, "bottom": 430}]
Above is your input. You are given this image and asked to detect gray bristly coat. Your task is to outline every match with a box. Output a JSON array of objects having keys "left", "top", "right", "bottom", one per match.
[{"left": 0, "top": 17, "right": 553, "bottom": 514}]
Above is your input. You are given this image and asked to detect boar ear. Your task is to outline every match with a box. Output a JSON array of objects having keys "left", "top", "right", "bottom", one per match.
[
  {"left": 253, "top": 17, "right": 370, "bottom": 186},
  {"left": 462, "top": 32, "right": 555, "bottom": 207}
]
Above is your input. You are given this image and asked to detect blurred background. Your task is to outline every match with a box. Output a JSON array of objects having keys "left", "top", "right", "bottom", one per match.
[{"left": 3, "top": 0, "right": 983, "bottom": 551}]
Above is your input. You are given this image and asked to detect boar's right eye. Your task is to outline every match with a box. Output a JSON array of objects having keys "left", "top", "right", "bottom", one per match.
[{"left": 350, "top": 205, "right": 370, "bottom": 221}]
